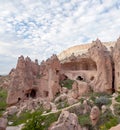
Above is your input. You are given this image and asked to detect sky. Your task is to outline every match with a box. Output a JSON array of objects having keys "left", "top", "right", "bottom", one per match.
[{"left": 0, "top": 0, "right": 120, "bottom": 75}]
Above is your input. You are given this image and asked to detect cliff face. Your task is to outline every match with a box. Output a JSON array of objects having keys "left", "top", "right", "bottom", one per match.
[
  {"left": 6, "top": 38, "right": 120, "bottom": 106},
  {"left": 7, "top": 55, "right": 61, "bottom": 106},
  {"left": 58, "top": 42, "right": 115, "bottom": 61},
  {"left": 113, "top": 37, "right": 120, "bottom": 92}
]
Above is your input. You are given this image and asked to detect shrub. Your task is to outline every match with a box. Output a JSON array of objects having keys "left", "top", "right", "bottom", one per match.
[
  {"left": 114, "top": 104, "right": 120, "bottom": 116},
  {"left": 60, "top": 79, "right": 74, "bottom": 89},
  {"left": 96, "top": 109, "right": 119, "bottom": 130},
  {"left": 0, "top": 88, "right": 7, "bottom": 116},
  {"left": 8, "top": 111, "right": 33, "bottom": 126},
  {"left": 22, "top": 111, "right": 60, "bottom": 130},
  {"left": 99, "top": 117, "right": 118, "bottom": 130},
  {"left": 115, "top": 94, "right": 120, "bottom": 102},
  {"left": 95, "top": 96, "right": 111, "bottom": 109},
  {"left": 78, "top": 114, "right": 95, "bottom": 130}
]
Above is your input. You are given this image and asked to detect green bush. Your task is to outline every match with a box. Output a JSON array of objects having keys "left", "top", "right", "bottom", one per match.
[
  {"left": 115, "top": 94, "right": 120, "bottom": 102},
  {"left": 22, "top": 111, "right": 60, "bottom": 130},
  {"left": 60, "top": 79, "right": 74, "bottom": 89},
  {"left": 8, "top": 111, "right": 33, "bottom": 126},
  {"left": 97, "top": 109, "right": 119, "bottom": 130},
  {"left": 78, "top": 114, "right": 94, "bottom": 130},
  {"left": 95, "top": 96, "right": 111, "bottom": 109},
  {"left": 114, "top": 104, "right": 120, "bottom": 116},
  {"left": 0, "top": 88, "right": 7, "bottom": 116}
]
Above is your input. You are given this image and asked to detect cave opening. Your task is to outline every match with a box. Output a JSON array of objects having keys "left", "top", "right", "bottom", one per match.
[
  {"left": 56, "top": 70, "right": 59, "bottom": 75},
  {"left": 30, "top": 89, "right": 36, "bottom": 98},
  {"left": 76, "top": 76, "right": 84, "bottom": 81},
  {"left": 18, "top": 97, "right": 21, "bottom": 102},
  {"left": 25, "top": 89, "right": 37, "bottom": 99}
]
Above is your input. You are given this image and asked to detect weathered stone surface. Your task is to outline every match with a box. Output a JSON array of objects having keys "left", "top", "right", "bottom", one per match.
[
  {"left": 7, "top": 54, "right": 61, "bottom": 106},
  {"left": 67, "top": 97, "right": 78, "bottom": 106},
  {"left": 7, "top": 106, "right": 18, "bottom": 115},
  {"left": 54, "top": 93, "right": 67, "bottom": 104},
  {"left": 61, "top": 39, "right": 113, "bottom": 94},
  {"left": 49, "top": 111, "right": 83, "bottom": 130},
  {"left": 113, "top": 37, "right": 120, "bottom": 92},
  {"left": 88, "top": 39, "right": 113, "bottom": 93},
  {"left": 90, "top": 106, "right": 100, "bottom": 126},
  {"left": 72, "top": 81, "right": 90, "bottom": 99},
  {"left": 0, "top": 118, "right": 7, "bottom": 130},
  {"left": 5, "top": 38, "right": 120, "bottom": 108}
]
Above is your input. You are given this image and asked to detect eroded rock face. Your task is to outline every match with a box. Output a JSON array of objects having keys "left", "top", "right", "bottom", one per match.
[
  {"left": 88, "top": 39, "right": 113, "bottom": 93},
  {"left": 72, "top": 81, "right": 90, "bottom": 99},
  {"left": 0, "top": 118, "right": 7, "bottom": 130},
  {"left": 7, "top": 55, "right": 61, "bottom": 106},
  {"left": 61, "top": 39, "right": 113, "bottom": 94},
  {"left": 90, "top": 106, "right": 100, "bottom": 126},
  {"left": 6, "top": 38, "right": 120, "bottom": 107},
  {"left": 113, "top": 37, "right": 120, "bottom": 92},
  {"left": 49, "top": 111, "right": 83, "bottom": 130}
]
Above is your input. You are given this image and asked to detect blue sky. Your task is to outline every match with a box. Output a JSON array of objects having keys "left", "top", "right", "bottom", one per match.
[{"left": 0, "top": 0, "right": 120, "bottom": 75}]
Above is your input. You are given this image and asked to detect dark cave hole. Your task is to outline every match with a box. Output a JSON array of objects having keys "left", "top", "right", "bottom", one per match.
[
  {"left": 76, "top": 76, "right": 84, "bottom": 81},
  {"left": 30, "top": 89, "right": 36, "bottom": 98},
  {"left": 18, "top": 97, "right": 21, "bottom": 101},
  {"left": 56, "top": 70, "right": 59, "bottom": 75}
]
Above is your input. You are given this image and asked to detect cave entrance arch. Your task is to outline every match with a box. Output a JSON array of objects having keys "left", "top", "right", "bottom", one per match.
[
  {"left": 30, "top": 89, "right": 36, "bottom": 98},
  {"left": 25, "top": 89, "right": 37, "bottom": 99},
  {"left": 76, "top": 76, "right": 84, "bottom": 81}
]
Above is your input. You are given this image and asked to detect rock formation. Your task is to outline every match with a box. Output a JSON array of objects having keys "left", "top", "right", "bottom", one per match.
[
  {"left": 6, "top": 37, "right": 120, "bottom": 106},
  {"left": 113, "top": 37, "right": 120, "bottom": 92},
  {"left": 49, "top": 111, "right": 85, "bottom": 130},
  {"left": 90, "top": 106, "right": 100, "bottom": 126},
  {"left": 7, "top": 54, "right": 61, "bottom": 106},
  {"left": 0, "top": 117, "right": 7, "bottom": 130},
  {"left": 88, "top": 39, "right": 113, "bottom": 93}
]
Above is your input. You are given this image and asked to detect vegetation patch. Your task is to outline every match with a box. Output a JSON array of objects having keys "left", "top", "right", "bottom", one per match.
[
  {"left": 114, "top": 104, "right": 120, "bottom": 117},
  {"left": 115, "top": 94, "right": 120, "bottom": 102},
  {"left": 96, "top": 109, "right": 119, "bottom": 130},
  {"left": 95, "top": 96, "right": 111, "bottom": 109},
  {"left": 60, "top": 79, "right": 74, "bottom": 89},
  {"left": 0, "top": 88, "right": 7, "bottom": 117},
  {"left": 8, "top": 111, "right": 33, "bottom": 126},
  {"left": 78, "top": 114, "right": 92, "bottom": 128},
  {"left": 22, "top": 111, "right": 60, "bottom": 130}
]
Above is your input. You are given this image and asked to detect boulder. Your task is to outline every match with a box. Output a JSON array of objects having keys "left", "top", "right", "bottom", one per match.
[
  {"left": 90, "top": 106, "right": 100, "bottom": 126},
  {"left": 49, "top": 111, "right": 82, "bottom": 130},
  {"left": 7, "top": 106, "right": 18, "bottom": 115},
  {"left": 67, "top": 97, "right": 78, "bottom": 106},
  {"left": 54, "top": 94, "right": 67, "bottom": 104},
  {"left": 0, "top": 118, "right": 7, "bottom": 130}
]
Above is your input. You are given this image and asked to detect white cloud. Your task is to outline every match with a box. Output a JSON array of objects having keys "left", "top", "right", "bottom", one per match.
[{"left": 0, "top": 0, "right": 120, "bottom": 74}]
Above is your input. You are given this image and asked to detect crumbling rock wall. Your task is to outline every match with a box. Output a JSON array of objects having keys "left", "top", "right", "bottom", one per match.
[
  {"left": 7, "top": 55, "right": 61, "bottom": 106},
  {"left": 6, "top": 37, "right": 120, "bottom": 106}
]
